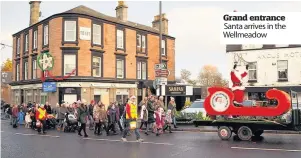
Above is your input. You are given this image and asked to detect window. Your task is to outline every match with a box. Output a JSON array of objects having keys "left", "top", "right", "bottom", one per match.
[
  {"left": 24, "top": 61, "right": 28, "bottom": 80},
  {"left": 93, "top": 24, "right": 101, "bottom": 45},
  {"left": 161, "top": 40, "right": 166, "bottom": 55},
  {"left": 25, "top": 34, "right": 29, "bottom": 52},
  {"left": 64, "top": 21, "right": 76, "bottom": 42},
  {"left": 43, "top": 25, "right": 49, "bottom": 45},
  {"left": 16, "top": 63, "right": 20, "bottom": 81},
  {"left": 16, "top": 38, "right": 20, "bottom": 54},
  {"left": 277, "top": 60, "right": 288, "bottom": 80},
  {"left": 40, "top": 92, "right": 48, "bottom": 105},
  {"left": 116, "top": 58, "right": 124, "bottom": 78},
  {"left": 64, "top": 54, "right": 76, "bottom": 76},
  {"left": 92, "top": 56, "right": 102, "bottom": 77},
  {"left": 33, "top": 30, "right": 37, "bottom": 49},
  {"left": 248, "top": 62, "right": 257, "bottom": 81},
  {"left": 117, "top": 29, "right": 124, "bottom": 49},
  {"left": 116, "top": 95, "right": 128, "bottom": 104},
  {"left": 137, "top": 61, "right": 147, "bottom": 80},
  {"left": 32, "top": 59, "right": 37, "bottom": 79},
  {"left": 137, "top": 34, "right": 146, "bottom": 53}
]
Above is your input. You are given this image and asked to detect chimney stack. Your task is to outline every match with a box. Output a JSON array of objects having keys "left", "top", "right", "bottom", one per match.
[
  {"left": 115, "top": 1, "right": 128, "bottom": 21},
  {"left": 29, "top": 1, "right": 41, "bottom": 26},
  {"left": 152, "top": 13, "right": 168, "bottom": 34}
]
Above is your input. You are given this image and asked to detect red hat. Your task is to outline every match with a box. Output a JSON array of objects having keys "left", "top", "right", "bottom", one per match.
[{"left": 91, "top": 100, "right": 95, "bottom": 104}]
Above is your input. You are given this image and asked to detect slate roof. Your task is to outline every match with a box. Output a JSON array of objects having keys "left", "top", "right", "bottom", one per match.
[{"left": 63, "top": 5, "right": 165, "bottom": 35}]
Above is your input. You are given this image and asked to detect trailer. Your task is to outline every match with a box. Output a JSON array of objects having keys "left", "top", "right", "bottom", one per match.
[{"left": 193, "top": 89, "right": 301, "bottom": 141}]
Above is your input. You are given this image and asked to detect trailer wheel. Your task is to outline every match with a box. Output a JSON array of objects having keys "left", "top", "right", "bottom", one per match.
[
  {"left": 254, "top": 130, "right": 264, "bottom": 137},
  {"left": 218, "top": 126, "right": 232, "bottom": 140},
  {"left": 237, "top": 126, "right": 252, "bottom": 141}
]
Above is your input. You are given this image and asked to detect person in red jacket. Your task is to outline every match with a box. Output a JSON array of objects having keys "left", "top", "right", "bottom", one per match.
[
  {"left": 230, "top": 64, "right": 248, "bottom": 106},
  {"left": 36, "top": 104, "right": 48, "bottom": 134}
]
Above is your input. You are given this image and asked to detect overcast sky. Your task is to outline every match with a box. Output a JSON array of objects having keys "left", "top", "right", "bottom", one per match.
[{"left": 1, "top": 1, "right": 300, "bottom": 79}]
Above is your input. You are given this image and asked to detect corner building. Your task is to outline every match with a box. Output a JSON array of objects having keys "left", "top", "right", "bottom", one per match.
[{"left": 10, "top": 2, "right": 176, "bottom": 107}]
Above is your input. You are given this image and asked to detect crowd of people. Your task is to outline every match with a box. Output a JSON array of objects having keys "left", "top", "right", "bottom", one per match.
[{"left": 3, "top": 94, "right": 178, "bottom": 142}]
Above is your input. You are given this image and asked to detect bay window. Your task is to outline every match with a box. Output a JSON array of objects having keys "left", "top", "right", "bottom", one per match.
[
  {"left": 43, "top": 25, "right": 49, "bottom": 46},
  {"left": 64, "top": 21, "right": 76, "bottom": 42},
  {"left": 92, "top": 24, "right": 102, "bottom": 45}
]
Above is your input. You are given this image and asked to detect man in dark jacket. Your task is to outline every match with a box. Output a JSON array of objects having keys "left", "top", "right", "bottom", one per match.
[
  {"left": 106, "top": 103, "right": 118, "bottom": 135},
  {"left": 145, "top": 95, "right": 155, "bottom": 135},
  {"left": 87, "top": 100, "right": 95, "bottom": 130},
  {"left": 45, "top": 102, "right": 52, "bottom": 114}
]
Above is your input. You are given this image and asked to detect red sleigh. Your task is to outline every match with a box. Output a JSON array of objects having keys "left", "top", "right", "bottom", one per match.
[{"left": 204, "top": 87, "right": 291, "bottom": 116}]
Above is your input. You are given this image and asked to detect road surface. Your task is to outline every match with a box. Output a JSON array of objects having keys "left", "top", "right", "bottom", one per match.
[{"left": 1, "top": 121, "right": 300, "bottom": 158}]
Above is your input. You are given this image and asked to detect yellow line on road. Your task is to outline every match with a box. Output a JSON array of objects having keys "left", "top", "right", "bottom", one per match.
[
  {"left": 83, "top": 137, "right": 174, "bottom": 146},
  {"left": 231, "top": 147, "right": 301, "bottom": 152}
]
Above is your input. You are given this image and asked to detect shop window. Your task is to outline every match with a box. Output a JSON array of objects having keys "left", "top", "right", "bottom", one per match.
[
  {"left": 40, "top": 92, "right": 48, "bottom": 105},
  {"left": 277, "top": 60, "right": 288, "bottom": 81},
  {"left": 116, "top": 95, "right": 128, "bottom": 104}
]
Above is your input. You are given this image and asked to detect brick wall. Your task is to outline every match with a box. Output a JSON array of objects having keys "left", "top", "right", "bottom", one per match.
[{"left": 12, "top": 15, "right": 176, "bottom": 82}]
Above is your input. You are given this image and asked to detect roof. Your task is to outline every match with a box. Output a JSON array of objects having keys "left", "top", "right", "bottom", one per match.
[
  {"left": 226, "top": 44, "right": 301, "bottom": 52},
  {"left": 13, "top": 5, "right": 174, "bottom": 39}
]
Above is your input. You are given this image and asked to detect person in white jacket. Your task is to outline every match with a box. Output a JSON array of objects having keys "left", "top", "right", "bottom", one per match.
[{"left": 139, "top": 104, "right": 148, "bottom": 131}]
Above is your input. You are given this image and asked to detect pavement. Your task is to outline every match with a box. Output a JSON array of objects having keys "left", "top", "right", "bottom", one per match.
[{"left": 1, "top": 120, "right": 301, "bottom": 158}]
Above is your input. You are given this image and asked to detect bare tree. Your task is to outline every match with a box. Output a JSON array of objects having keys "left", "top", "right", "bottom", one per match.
[
  {"left": 180, "top": 69, "right": 191, "bottom": 81},
  {"left": 197, "top": 65, "right": 228, "bottom": 87}
]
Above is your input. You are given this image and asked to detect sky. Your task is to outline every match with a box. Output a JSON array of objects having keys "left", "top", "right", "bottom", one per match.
[{"left": 1, "top": 1, "right": 301, "bottom": 80}]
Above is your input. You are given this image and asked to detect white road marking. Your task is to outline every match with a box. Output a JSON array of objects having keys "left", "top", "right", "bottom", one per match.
[
  {"left": 14, "top": 133, "right": 60, "bottom": 138},
  {"left": 231, "top": 147, "right": 301, "bottom": 152},
  {"left": 83, "top": 138, "right": 174, "bottom": 146},
  {"left": 1, "top": 131, "right": 4, "bottom": 132}
]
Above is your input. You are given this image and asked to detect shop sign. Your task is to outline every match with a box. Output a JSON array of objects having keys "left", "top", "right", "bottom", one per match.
[
  {"left": 165, "top": 85, "right": 186, "bottom": 96},
  {"left": 42, "top": 82, "right": 57, "bottom": 92},
  {"left": 80, "top": 27, "right": 91, "bottom": 40}
]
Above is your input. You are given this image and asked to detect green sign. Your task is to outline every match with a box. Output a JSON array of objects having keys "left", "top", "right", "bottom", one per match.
[{"left": 37, "top": 52, "right": 54, "bottom": 71}]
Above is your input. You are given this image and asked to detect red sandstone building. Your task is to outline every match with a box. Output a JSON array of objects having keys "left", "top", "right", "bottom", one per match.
[{"left": 9, "top": 1, "right": 176, "bottom": 106}]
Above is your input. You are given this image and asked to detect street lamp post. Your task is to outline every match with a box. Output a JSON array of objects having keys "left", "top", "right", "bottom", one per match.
[{"left": 159, "top": 1, "right": 162, "bottom": 97}]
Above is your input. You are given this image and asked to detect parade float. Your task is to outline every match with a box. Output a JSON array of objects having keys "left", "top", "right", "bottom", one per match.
[{"left": 193, "top": 55, "right": 301, "bottom": 141}]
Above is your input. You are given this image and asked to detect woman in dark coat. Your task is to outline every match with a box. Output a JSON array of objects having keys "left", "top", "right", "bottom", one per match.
[
  {"left": 145, "top": 96, "right": 155, "bottom": 135},
  {"left": 77, "top": 102, "right": 88, "bottom": 137}
]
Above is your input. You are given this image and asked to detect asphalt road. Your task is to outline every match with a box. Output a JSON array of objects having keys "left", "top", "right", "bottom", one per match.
[{"left": 1, "top": 121, "right": 301, "bottom": 158}]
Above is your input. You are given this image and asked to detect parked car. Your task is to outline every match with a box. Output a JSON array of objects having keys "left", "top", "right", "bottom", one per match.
[{"left": 181, "top": 99, "right": 206, "bottom": 118}]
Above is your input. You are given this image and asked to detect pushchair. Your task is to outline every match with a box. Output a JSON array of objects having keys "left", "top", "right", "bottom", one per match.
[
  {"left": 63, "top": 113, "right": 78, "bottom": 133},
  {"left": 46, "top": 114, "right": 57, "bottom": 129}
]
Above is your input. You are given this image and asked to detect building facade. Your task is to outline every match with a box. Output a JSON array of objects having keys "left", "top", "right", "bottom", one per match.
[
  {"left": 227, "top": 44, "right": 301, "bottom": 102},
  {"left": 10, "top": 1, "right": 176, "bottom": 106},
  {"left": 1, "top": 72, "right": 12, "bottom": 103}
]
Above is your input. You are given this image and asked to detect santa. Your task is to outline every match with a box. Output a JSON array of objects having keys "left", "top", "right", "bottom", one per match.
[{"left": 230, "top": 64, "right": 249, "bottom": 106}]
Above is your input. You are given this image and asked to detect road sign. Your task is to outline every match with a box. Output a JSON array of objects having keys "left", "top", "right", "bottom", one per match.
[
  {"left": 155, "top": 63, "right": 167, "bottom": 70},
  {"left": 155, "top": 69, "right": 169, "bottom": 77},
  {"left": 159, "top": 77, "right": 167, "bottom": 85}
]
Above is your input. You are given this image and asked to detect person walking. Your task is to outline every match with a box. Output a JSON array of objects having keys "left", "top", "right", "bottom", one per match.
[
  {"left": 88, "top": 100, "right": 95, "bottom": 130},
  {"left": 139, "top": 101, "right": 148, "bottom": 131},
  {"left": 56, "top": 102, "right": 67, "bottom": 131},
  {"left": 35, "top": 104, "right": 48, "bottom": 134},
  {"left": 45, "top": 102, "right": 52, "bottom": 114},
  {"left": 93, "top": 101, "right": 107, "bottom": 135},
  {"left": 106, "top": 103, "right": 118, "bottom": 135},
  {"left": 168, "top": 97, "right": 178, "bottom": 128},
  {"left": 77, "top": 100, "right": 88, "bottom": 137},
  {"left": 145, "top": 95, "right": 155, "bottom": 135},
  {"left": 121, "top": 96, "right": 143, "bottom": 142},
  {"left": 11, "top": 105, "right": 19, "bottom": 128}
]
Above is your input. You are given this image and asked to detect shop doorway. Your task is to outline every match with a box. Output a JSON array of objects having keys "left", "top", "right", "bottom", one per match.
[
  {"left": 116, "top": 95, "right": 128, "bottom": 104},
  {"left": 64, "top": 94, "right": 77, "bottom": 104},
  {"left": 94, "top": 95, "right": 101, "bottom": 104}
]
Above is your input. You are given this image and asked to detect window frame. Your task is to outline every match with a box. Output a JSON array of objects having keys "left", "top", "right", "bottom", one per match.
[
  {"left": 16, "top": 36, "right": 21, "bottom": 57},
  {"left": 62, "top": 50, "right": 78, "bottom": 76},
  {"left": 32, "top": 55, "right": 37, "bottom": 79},
  {"left": 91, "top": 21, "right": 103, "bottom": 48},
  {"left": 161, "top": 38, "right": 167, "bottom": 56},
  {"left": 136, "top": 58, "right": 148, "bottom": 80},
  {"left": 116, "top": 26, "right": 126, "bottom": 51},
  {"left": 248, "top": 62, "right": 257, "bottom": 82},
  {"left": 32, "top": 27, "right": 38, "bottom": 51},
  {"left": 23, "top": 58, "right": 28, "bottom": 80},
  {"left": 277, "top": 60, "right": 288, "bottom": 81},
  {"left": 62, "top": 17, "right": 78, "bottom": 45},
  {"left": 136, "top": 32, "right": 147, "bottom": 54},
  {"left": 42, "top": 22, "right": 49, "bottom": 48},
  {"left": 15, "top": 61, "right": 20, "bottom": 81},
  {"left": 91, "top": 51, "right": 104, "bottom": 77},
  {"left": 24, "top": 33, "right": 29, "bottom": 53},
  {"left": 116, "top": 55, "right": 126, "bottom": 79}
]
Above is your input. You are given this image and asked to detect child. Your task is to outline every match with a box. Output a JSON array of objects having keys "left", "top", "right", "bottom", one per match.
[
  {"left": 154, "top": 107, "right": 165, "bottom": 136},
  {"left": 25, "top": 112, "right": 32, "bottom": 128},
  {"left": 139, "top": 103, "right": 148, "bottom": 131},
  {"left": 163, "top": 109, "right": 173, "bottom": 133}
]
